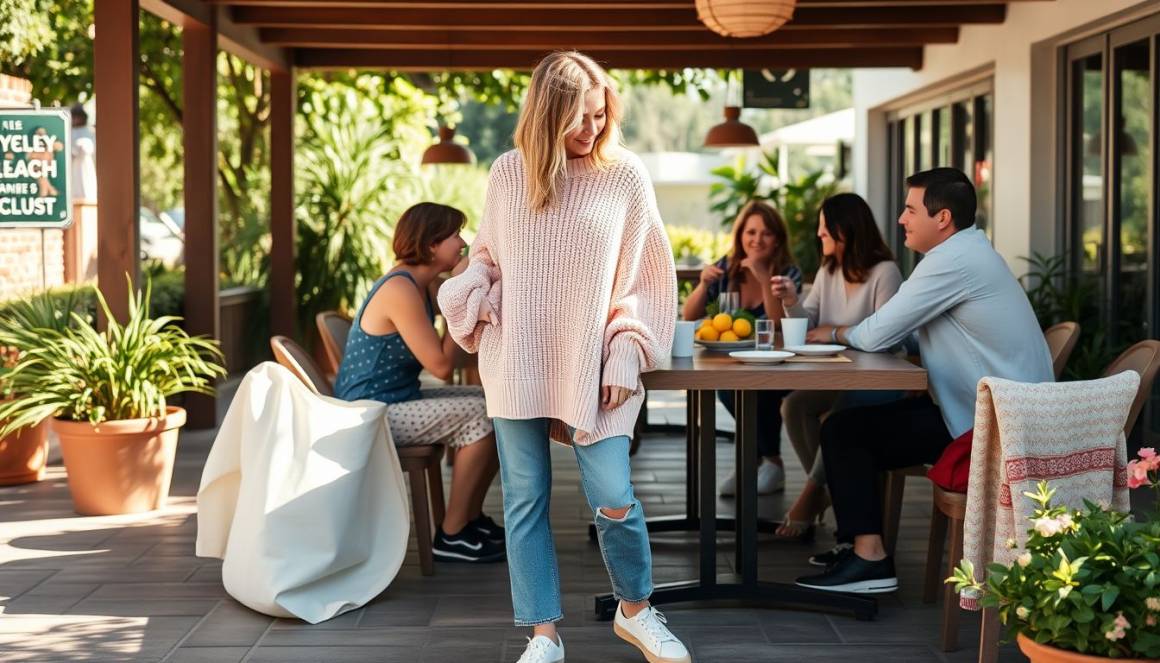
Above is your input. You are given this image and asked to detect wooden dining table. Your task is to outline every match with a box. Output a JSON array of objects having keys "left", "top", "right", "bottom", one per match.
[{"left": 593, "top": 348, "right": 928, "bottom": 622}]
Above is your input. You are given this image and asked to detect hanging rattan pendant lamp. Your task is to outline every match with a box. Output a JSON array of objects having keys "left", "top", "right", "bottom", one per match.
[{"left": 695, "top": 0, "right": 797, "bottom": 38}]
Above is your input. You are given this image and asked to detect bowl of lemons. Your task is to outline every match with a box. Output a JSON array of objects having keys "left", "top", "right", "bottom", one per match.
[{"left": 695, "top": 311, "right": 757, "bottom": 351}]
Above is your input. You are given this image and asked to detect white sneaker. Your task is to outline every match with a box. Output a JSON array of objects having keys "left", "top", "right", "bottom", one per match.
[
  {"left": 614, "top": 605, "right": 691, "bottom": 663},
  {"left": 719, "top": 460, "right": 785, "bottom": 497},
  {"left": 516, "top": 634, "right": 564, "bottom": 663}
]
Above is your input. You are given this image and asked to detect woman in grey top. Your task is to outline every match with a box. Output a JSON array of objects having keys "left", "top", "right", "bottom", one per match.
[{"left": 770, "top": 193, "right": 902, "bottom": 538}]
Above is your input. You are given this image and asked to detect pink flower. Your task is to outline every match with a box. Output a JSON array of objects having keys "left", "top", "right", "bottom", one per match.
[
  {"left": 1114, "top": 612, "right": 1131, "bottom": 630},
  {"left": 1129, "top": 473, "right": 1148, "bottom": 490},
  {"left": 1033, "top": 517, "right": 1062, "bottom": 537},
  {"left": 1128, "top": 460, "right": 1153, "bottom": 489},
  {"left": 1139, "top": 447, "right": 1156, "bottom": 459},
  {"left": 1106, "top": 628, "right": 1126, "bottom": 641},
  {"left": 1148, "top": 615, "right": 1158, "bottom": 627}
]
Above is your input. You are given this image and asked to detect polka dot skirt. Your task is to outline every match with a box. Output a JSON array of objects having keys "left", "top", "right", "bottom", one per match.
[{"left": 385, "top": 385, "right": 493, "bottom": 449}]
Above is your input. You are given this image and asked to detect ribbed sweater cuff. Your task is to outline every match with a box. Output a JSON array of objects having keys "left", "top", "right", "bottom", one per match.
[{"left": 602, "top": 340, "right": 641, "bottom": 390}]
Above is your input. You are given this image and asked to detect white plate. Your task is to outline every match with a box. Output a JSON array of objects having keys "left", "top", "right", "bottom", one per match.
[
  {"left": 729, "top": 350, "right": 795, "bottom": 365},
  {"left": 783, "top": 344, "right": 847, "bottom": 357},
  {"left": 695, "top": 339, "right": 755, "bottom": 352}
]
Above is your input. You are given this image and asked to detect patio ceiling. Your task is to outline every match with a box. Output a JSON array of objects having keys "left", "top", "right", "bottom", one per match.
[{"left": 202, "top": 0, "right": 1054, "bottom": 71}]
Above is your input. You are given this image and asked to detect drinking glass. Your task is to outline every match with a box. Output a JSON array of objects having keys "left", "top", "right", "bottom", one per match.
[
  {"left": 755, "top": 319, "right": 774, "bottom": 350},
  {"left": 716, "top": 291, "right": 739, "bottom": 316}
]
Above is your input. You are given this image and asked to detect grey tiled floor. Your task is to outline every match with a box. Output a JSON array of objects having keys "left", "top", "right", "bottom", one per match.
[{"left": 0, "top": 388, "right": 1026, "bottom": 662}]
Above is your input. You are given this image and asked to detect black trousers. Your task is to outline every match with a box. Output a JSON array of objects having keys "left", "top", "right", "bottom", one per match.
[
  {"left": 821, "top": 395, "right": 952, "bottom": 541},
  {"left": 717, "top": 389, "right": 789, "bottom": 459}
]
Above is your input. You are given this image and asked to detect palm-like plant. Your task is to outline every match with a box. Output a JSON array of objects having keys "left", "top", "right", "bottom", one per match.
[{"left": 0, "top": 280, "right": 225, "bottom": 437}]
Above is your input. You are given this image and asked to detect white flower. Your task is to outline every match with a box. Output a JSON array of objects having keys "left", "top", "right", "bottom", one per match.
[
  {"left": 1033, "top": 517, "right": 1063, "bottom": 537},
  {"left": 1016, "top": 606, "right": 1030, "bottom": 620},
  {"left": 1005, "top": 538, "right": 1018, "bottom": 550},
  {"left": 1106, "top": 628, "right": 1126, "bottom": 642},
  {"left": 1057, "top": 513, "right": 1075, "bottom": 530},
  {"left": 1017, "top": 552, "right": 1032, "bottom": 568},
  {"left": 1146, "top": 597, "right": 1160, "bottom": 611}
]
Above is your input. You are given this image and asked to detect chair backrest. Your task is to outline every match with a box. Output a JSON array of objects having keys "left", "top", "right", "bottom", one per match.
[
  {"left": 1043, "top": 321, "right": 1081, "bottom": 380},
  {"left": 270, "top": 335, "right": 334, "bottom": 397},
  {"left": 315, "top": 311, "right": 352, "bottom": 379},
  {"left": 1101, "top": 339, "right": 1160, "bottom": 437}
]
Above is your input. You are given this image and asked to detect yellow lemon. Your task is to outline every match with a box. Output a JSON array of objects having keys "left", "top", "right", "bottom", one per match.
[
  {"left": 699, "top": 326, "right": 720, "bottom": 342},
  {"left": 732, "top": 318, "right": 753, "bottom": 339},
  {"left": 699, "top": 319, "right": 713, "bottom": 331},
  {"left": 712, "top": 313, "right": 733, "bottom": 333},
  {"left": 719, "top": 331, "right": 739, "bottom": 342}
]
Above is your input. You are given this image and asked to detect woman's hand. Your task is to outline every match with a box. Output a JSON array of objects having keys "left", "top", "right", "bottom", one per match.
[
  {"left": 699, "top": 263, "right": 724, "bottom": 285},
  {"left": 602, "top": 385, "right": 632, "bottom": 410},
  {"left": 770, "top": 275, "right": 798, "bottom": 308},
  {"left": 806, "top": 326, "right": 833, "bottom": 344},
  {"left": 478, "top": 297, "right": 499, "bottom": 326}
]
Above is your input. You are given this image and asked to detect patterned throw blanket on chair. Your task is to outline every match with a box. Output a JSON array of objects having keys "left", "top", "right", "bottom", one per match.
[{"left": 959, "top": 371, "right": 1137, "bottom": 609}]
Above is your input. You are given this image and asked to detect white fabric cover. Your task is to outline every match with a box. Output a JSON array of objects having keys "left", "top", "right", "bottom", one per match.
[{"left": 196, "top": 362, "right": 409, "bottom": 623}]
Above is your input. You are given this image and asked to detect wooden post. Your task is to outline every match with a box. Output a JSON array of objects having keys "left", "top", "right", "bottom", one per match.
[
  {"left": 182, "top": 12, "right": 219, "bottom": 429},
  {"left": 269, "top": 68, "right": 296, "bottom": 339},
  {"left": 93, "top": 0, "right": 141, "bottom": 325}
]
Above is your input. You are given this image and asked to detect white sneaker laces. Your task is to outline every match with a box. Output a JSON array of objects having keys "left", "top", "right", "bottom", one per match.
[
  {"left": 517, "top": 636, "right": 555, "bottom": 663},
  {"left": 637, "top": 607, "right": 679, "bottom": 646}
]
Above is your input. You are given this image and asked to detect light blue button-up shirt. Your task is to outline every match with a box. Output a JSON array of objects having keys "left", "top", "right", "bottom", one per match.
[{"left": 845, "top": 228, "right": 1054, "bottom": 437}]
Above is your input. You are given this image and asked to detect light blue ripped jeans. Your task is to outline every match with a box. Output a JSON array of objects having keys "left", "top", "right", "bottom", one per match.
[{"left": 493, "top": 417, "right": 652, "bottom": 626}]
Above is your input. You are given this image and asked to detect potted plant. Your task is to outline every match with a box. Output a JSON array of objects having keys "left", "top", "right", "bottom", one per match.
[
  {"left": 0, "top": 281, "right": 224, "bottom": 515},
  {"left": 949, "top": 467, "right": 1160, "bottom": 662},
  {"left": 0, "top": 289, "right": 89, "bottom": 485}
]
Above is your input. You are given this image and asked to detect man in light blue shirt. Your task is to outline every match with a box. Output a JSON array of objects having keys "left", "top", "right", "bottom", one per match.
[{"left": 797, "top": 168, "right": 1053, "bottom": 595}]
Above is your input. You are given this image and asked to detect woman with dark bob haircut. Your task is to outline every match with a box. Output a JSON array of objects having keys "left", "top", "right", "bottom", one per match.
[
  {"left": 335, "top": 202, "right": 503, "bottom": 564},
  {"left": 769, "top": 192, "right": 903, "bottom": 541}
]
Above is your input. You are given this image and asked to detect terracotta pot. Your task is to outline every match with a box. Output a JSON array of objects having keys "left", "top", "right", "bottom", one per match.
[
  {"left": 0, "top": 418, "right": 49, "bottom": 485},
  {"left": 1017, "top": 632, "right": 1151, "bottom": 663},
  {"left": 52, "top": 406, "right": 186, "bottom": 515}
]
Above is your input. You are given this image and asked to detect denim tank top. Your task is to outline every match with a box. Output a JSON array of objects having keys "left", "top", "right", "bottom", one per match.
[{"left": 334, "top": 271, "right": 434, "bottom": 404}]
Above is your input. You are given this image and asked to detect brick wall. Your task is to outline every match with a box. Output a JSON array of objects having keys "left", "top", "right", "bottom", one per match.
[
  {"left": 0, "top": 230, "right": 66, "bottom": 301},
  {"left": 0, "top": 73, "right": 32, "bottom": 109}
]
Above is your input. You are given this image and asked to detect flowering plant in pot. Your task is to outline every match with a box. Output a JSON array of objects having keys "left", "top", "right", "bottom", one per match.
[
  {"left": 0, "top": 281, "right": 224, "bottom": 514},
  {"left": 948, "top": 473, "right": 1160, "bottom": 662},
  {"left": 0, "top": 289, "right": 88, "bottom": 485}
]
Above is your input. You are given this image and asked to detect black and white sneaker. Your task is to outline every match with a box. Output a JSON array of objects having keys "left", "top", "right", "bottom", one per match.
[
  {"left": 808, "top": 543, "right": 853, "bottom": 567},
  {"left": 795, "top": 552, "right": 898, "bottom": 594},
  {"left": 469, "top": 513, "right": 505, "bottom": 545},
  {"left": 433, "top": 526, "right": 505, "bottom": 563}
]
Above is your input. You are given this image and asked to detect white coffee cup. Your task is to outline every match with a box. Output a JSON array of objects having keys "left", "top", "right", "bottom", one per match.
[
  {"left": 673, "top": 320, "right": 697, "bottom": 357},
  {"left": 781, "top": 317, "right": 807, "bottom": 348}
]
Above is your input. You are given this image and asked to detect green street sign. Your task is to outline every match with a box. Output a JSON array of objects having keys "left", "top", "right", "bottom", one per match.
[{"left": 0, "top": 110, "right": 71, "bottom": 229}]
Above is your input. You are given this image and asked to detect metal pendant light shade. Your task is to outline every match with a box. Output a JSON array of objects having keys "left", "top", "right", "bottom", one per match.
[
  {"left": 421, "top": 125, "right": 475, "bottom": 165},
  {"left": 704, "top": 106, "right": 760, "bottom": 148},
  {"left": 695, "top": 0, "right": 797, "bottom": 38}
]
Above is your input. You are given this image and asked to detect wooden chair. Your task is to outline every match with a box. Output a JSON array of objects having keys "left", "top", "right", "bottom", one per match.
[
  {"left": 315, "top": 311, "right": 352, "bottom": 386},
  {"left": 1044, "top": 321, "right": 1081, "bottom": 380},
  {"left": 883, "top": 322, "right": 1083, "bottom": 555},
  {"left": 269, "top": 335, "right": 447, "bottom": 576},
  {"left": 923, "top": 338, "right": 1160, "bottom": 659}
]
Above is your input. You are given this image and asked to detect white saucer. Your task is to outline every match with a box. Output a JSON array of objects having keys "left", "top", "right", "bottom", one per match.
[
  {"left": 783, "top": 344, "right": 847, "bottom": 357},
  {"left": 729, "top": 350, "right": 795, "bottom": 365}
]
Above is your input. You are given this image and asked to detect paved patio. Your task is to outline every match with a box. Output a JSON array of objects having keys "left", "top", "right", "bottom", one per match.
[{"left": 0, "top": 384, "right": 1026, "bottom": 662}]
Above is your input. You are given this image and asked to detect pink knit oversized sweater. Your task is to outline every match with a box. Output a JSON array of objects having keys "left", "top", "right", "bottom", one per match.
[{"left": 438, "top": 147, "right": 677, "bottom": 445}]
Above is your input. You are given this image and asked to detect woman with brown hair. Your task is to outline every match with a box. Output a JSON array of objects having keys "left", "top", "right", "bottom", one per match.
[
  {"left": 335, "top": 202, "right": 503, "bottom": 564},
  {"left": 682, "top": 199, "right": 802, "bottom": 497},
  {"left": 771, "top": 192, "right": 902, "bottom": 542}
]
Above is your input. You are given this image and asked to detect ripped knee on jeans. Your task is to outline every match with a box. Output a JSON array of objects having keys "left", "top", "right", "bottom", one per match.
[{"left": 597, "top": 504, "right": 633, "bottom": 521}]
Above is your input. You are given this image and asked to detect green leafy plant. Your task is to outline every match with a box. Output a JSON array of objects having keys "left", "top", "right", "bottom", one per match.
[
  {"left": 948, "top": 479, "right": 1160, "bottom": 659},
  {"left": 0, "top": 280, "right": 225, "bottom": 436}
]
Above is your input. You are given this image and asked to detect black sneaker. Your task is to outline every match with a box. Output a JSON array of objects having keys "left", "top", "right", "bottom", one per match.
[
  {"left": 808, "top": 543, "right": 853, "bottom": 567},
  {"left": 433, "top": 526, "right": 505, "bottom": 563},
  {"left": 795, "top": 552, "right": 898, "bottom": 594},
  {"left": 469, "top": 513, "right": 505, "bottom": 545}
]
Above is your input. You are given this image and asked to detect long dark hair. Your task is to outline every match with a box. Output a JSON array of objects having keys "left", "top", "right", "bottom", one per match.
[
  {"left": 819, "top": 193, "right": 894, "bottom": 284},
  {"left": 726, "top": 199, "right": 795, "bottom": 288}
]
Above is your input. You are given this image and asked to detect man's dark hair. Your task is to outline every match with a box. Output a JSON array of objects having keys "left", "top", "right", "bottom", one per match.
[{"left": 905, "top": 167, "right": 976, "bottom": 231}]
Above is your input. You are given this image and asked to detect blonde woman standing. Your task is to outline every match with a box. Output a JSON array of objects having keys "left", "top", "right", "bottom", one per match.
[{"left": 439, "top": 52, "right": 689, "bottom": 663}]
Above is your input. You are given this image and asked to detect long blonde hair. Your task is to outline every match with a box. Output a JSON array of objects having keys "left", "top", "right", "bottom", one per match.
[{"left": 513, "top": 51, "right": 624, "bottom": 211}]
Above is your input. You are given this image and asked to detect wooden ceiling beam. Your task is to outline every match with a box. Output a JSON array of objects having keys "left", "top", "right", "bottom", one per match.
[
  {"left": 294, "top": 46, "right": 925, "bottom": 70},
  {"left": 232, "top": 5, "right": 1006, "bottom": 30},
  {"left": 259, "top": 26, "right": 958, "bottom": 49}
]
